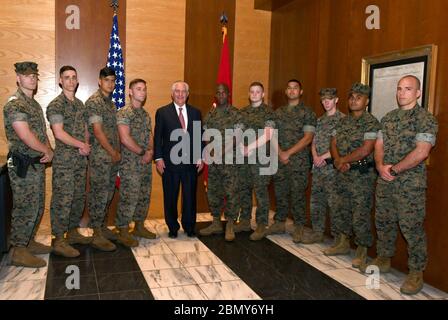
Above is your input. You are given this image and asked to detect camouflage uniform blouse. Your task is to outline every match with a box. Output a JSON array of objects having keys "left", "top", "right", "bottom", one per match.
[
  {"left": 86, "top": 90, "right": 119, "bottom": 162},
  {"left": 3, "top": 88, "right": 47, "bottom": 158},
  {"left": 379, "top": 104, "right": 438, "bottom": 186},
  {"left": 116, "top": 105, "right": 152, "bottom": 166},
  {"left": 276, "top": 102, "right": 317, "bottom": 165},
  {"left": 333, "top": 111, "right": 380, "bottom": 163},
  {"left": 46, "top": 93, "right": 86, "bottom": 165}
]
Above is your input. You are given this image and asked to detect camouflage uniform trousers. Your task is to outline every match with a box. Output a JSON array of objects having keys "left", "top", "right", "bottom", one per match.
[
  {"left": 207, "top": 164, "right": 240, "bottom": 220},
  {"left": 310, "top": 165, "right": 339, "bottom": 235},
  {"left": 116, "top": 161, "right": 152, "bottom": 228},
  {"left": 88, "top": 158, "right": 119, "bottom": 228},
  {"left": 239, "top": 164, "right": 271, "bottom": 225},
  {"left": 8, "top": 162, "right": 45, "bottom": 247},
  {"left": 335, "top": 168, "right": 376, "bottom": 247},
  {"left": 375, "top": 178, "right": 427, "bottom": 271},
  {"left": 50, "top": 157, "right": 87, "bottom": 236},
  {"left": 273, "top": 161, "right": 309, "bottom": 226}
]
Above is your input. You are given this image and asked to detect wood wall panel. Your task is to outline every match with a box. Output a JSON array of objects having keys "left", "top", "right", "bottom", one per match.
[
  {"left": 0, "top": 0, "right": 56, "bottom": 156},
  {"left": 126, "top": 0, "right": 186, "bottom": 218},
  {"left": 55, "top": 0, "right": 126, "bottom": 103},
  {"left": 184, "top": 0, "right": 236, "bottom": 213},
  {"left": 233, "top": 0, "right": 271, "bottom": 108},
  {"left": 269, "top": 0, "right": 448, "bottom": 291}
]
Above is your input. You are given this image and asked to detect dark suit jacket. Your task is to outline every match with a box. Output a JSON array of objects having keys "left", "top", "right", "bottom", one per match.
[{"left": 154, "top": 103, "right": 203, "bottom": 173}]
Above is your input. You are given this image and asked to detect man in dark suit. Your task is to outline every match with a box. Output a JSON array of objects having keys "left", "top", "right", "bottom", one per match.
[{"left": 154, "top": 81, "right": 203, "bottom": 238}]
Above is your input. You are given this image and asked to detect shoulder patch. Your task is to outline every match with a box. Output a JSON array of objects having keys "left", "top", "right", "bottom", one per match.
[{"left": 8, "top": 96, "right": 18, "bottom": 102}]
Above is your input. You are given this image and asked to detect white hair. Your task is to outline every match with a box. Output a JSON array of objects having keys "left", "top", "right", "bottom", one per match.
[{"left": 171, "top": 81, "right": 189, "bottom": 92}]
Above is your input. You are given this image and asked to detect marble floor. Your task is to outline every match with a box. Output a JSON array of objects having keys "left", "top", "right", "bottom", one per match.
[{"left": 1, "top": 210, "right": 447, "bottom": 300}]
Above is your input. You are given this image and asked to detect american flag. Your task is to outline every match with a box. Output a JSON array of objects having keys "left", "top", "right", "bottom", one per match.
[{"left": 107, "top": 14, "right": 125, "bottom": 109}]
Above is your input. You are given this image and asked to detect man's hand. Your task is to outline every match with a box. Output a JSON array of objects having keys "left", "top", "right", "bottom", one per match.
[
  {"left": 377, "top": 164, "right": 395, "bottom": 182},
  {"left": 313, "top": 155, "right": 327, "bottom": 168},
  {"left": 196, "top": 159, "right": 204, "bottom": 173},
  {"left": 40, "top": 148, "right": 54, "bottom": 163},
  {"left": 339, "top": 163, "right": 350, "bottom": 173},
  {"left": 334, "top": 157, "right": 349, "bottom": 172},
  {"left": 156, "top": 159, "right": 165, "bottom": 174},
  {"left": 111, "top": 150, "right": 121, "bottom": 163},
  {"left": 141, "top": 150, "right": 153, "bottom": 164},
  {"left": 79, "top": 143, "right": 91, "bottom": 156},
  {"left": 279, "top": 150, "right": 290, "bottom": 165}
]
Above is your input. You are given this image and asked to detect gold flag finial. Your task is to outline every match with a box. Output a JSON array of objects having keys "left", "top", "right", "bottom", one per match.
[{"left": 110, "top": 0, "right": 119, "bottom": 14}]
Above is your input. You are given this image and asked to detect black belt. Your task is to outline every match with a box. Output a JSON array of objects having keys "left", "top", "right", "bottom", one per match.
[{"left": 349, "top": 159, "right": 375, "bottom": 173}]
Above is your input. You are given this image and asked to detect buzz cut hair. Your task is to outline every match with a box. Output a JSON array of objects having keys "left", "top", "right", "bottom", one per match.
[
  {"left": 59, "top": 65, "right": 77, "bottom": 76},
  {"left": 129, "top": 78, "right": 146, "bottom": 89},
  {"left": 400, "top": 75, "right": 421, "bottom": 90},
  {"left": 287, "top": 79, "right": 303, "bottom": 89},
  {"left": 99, "top": 66, "right": 116, "bottom": 79},
  {"left": 249, "top": 81, "right": 264, "bottom": 91}
]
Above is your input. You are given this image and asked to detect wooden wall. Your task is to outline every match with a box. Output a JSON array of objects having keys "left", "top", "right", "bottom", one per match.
[
  {"left": 126, "top": 0, "right": 186, "bottom": 218},
  {"left": 233, "top": 0, "right": 272, "bottom": 108},
  {"left": 0, "top": 0, "right": 56, "bottom": 156},
  {"left": 56, "top": 0, "right": 126, "bottom": 103},
  {"left": 269, "top": 0, "right": 448, "bottom": 291}
]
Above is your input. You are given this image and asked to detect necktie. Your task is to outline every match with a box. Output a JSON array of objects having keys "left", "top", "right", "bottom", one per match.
[{"left": 178, "top": 107, "right": 186, "bottom": 130}]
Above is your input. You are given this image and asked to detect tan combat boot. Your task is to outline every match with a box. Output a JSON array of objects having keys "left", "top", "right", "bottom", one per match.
[
  {"left": 132, "top": 221, "right": 156, "bottom": 239},
  {"left": 292, "top": 225, "right": 304, "bottom": 243},
  {"left": 225, "top": 220, "right": 235, "bottom": 242},
  {"left": 301, "top": 230, "right": 324, "bottom": 245},
  {"left": 249, "top": 224, "right": 268, "bottom": 241},
  {"left": 53, "top": 236, "right": 80, "bottom": 258},
  {"left": 359, "top": 256, "right": 391, "bottom": 273},
  {"left": 400, "top": 270, "right": 424, "bottom": 295},
  {"left": 91, "top": 228, "right": 117, "bottom": 252},
  {"left": 11, "top": 247, "right": 46, "bottom": 268},
  {"left": 266, "top": 221, "right": 286, "bottom": 235},
  {"left": 66, "top": 228, "right": 92, "bottom": 245},
  {"left": 233, "top": 218, "right": 252, "bottom": 233},
  {"left": 101, "top": 225, "right": 118, "bottom": 241},
  {"left": 116, "top": 227, "right": 139, "bottom": 247},
  {"left": 323, "top": 234, "right": 350, "bottom": 256},
  {"left": 352, "top": 246, "right": 368, "bottom": 268},
  {"left": 27, "top": 239, "right": 52, "bottom": 254},
  {"left": 199, "top": 217, "right": 223, "bottom": 236}
]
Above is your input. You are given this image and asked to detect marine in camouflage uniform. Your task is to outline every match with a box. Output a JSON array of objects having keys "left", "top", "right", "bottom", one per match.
[
  {"left": 271, "top": 79, "right": 316, "bottom": 243},
  {"left": 239, "top": 82, "right": 277, "bottom": 241},
  {"left": 115, "top": 79, "right": 156, "bottom": 247},
  {"left": 86, "top": 67, "right": 120, "bottom": 251},
  {"left": 46, "top": 66, "right": 91, "bottom": 258},
  {"left": 361, "top": 75, "right": 438, "bottom": 295},
  {"left": 303, "top": 88, "right": 345, "bottom": 244},
  {"left": 324, "top": 83, "right": 380, "bottom": 269},
  {"left": 3, "top": 62, "right": 53, "bottom": 268},
  {"left": 199, "top": 84, "right": 244, "bottom": 241}
]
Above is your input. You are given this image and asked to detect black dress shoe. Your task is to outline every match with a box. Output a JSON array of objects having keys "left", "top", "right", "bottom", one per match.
[
  {"left": 168, "top": 231, "right": 178, "bottom": 239},
  {"left": 186, "top": 231, "right": 196, "bottom": 238}
]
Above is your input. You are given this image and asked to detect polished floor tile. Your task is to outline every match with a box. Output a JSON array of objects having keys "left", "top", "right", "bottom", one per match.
[
  {"left": 176, "top": 251, "right": 223, "bottom": 267},
  {"left": 135, "top": 253, "right": 182, "bottom": 271},
  {"left": 185, "top": 265, "right": 239, "bottom": 284},
  {"left": 96, "top": 272, "right": 152, "bottom": 295},
  {"left": 151, "top": 284, "right": 208, "bottom": 300},
  {"left": 99, "top": 289, "right": 153, "bottom": 300},
  {"left": 143, "top": 268, "right": 197, "bottom": 289},
  {"left": 199, "top": 280, "right": 261, "bottom": 300},
  {"left": 0, "top": 279, "right": 46, "bottom": 300}
]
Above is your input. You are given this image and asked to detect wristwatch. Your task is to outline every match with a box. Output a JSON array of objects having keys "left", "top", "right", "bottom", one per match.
[
  {"left": 138, "top": 149, "right": 146, "bottom": 156},
  {"left": 390, "top": 168, "right": 398, "bottom": 176}
]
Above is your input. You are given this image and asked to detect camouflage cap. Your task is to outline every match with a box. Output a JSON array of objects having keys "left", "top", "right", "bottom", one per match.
[
  {"left": 319, "top": 88, "right": 338, "bottom": 99},
  {"left": 14, "top": 61, "right": 39, "bottom": 75},
  {"left": 349, "top": 82, "right": 370, "bottom": 96}
]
